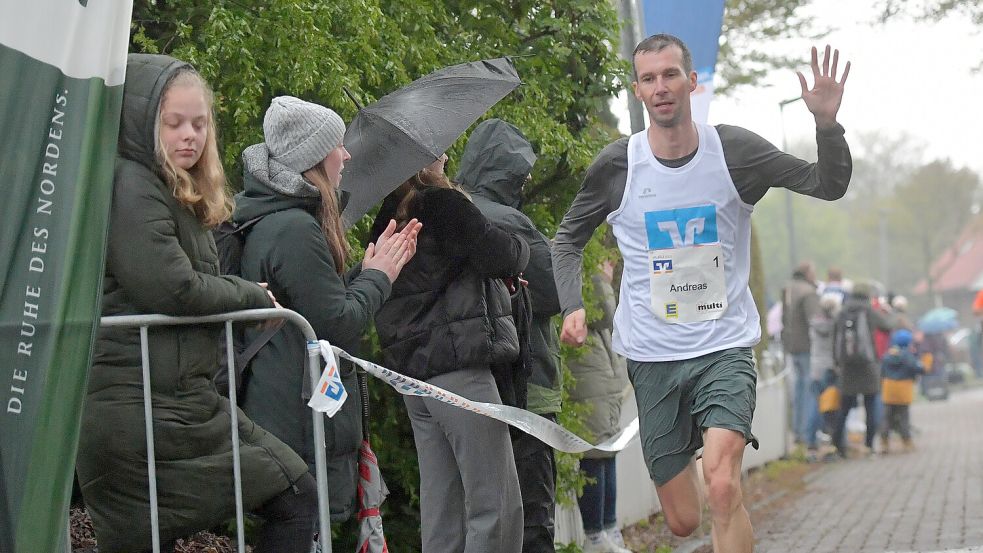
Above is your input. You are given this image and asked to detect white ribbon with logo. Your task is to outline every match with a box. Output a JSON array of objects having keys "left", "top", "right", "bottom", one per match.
[
  {"left": 319, "top": 340, "right": 639, "bottom": 454},
  {"left": 307, "top": 341, "right": 348, "bottom": 417}
]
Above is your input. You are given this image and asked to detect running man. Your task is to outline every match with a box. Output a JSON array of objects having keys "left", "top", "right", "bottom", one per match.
[{"left": 552, "top": 34, "right": 852, "bottom": 552}]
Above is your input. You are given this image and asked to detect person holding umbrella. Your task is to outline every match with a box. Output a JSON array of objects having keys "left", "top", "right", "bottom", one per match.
[
  {"left": 233, "top": 96, "right": 420, "bottom": 527},
  {"left": 370, "top": 152, "right": 529, "bottom": 553}
]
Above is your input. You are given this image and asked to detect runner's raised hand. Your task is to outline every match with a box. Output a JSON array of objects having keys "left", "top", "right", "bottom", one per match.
[{"left": 797, "top": 44, "right": 851, "bottom": 129}]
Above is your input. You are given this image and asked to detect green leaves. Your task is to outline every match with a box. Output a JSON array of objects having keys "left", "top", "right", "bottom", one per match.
[
  {"left": 717, "top": 0, "right": 827, "bottom": 96},
  {"left": 130, "top": 2, "right": 626, "bottom": 548}
]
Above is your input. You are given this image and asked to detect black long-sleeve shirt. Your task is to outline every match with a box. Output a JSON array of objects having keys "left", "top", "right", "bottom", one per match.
[{"left": 553, "top": 123, "right": 853, "bottom": 316}]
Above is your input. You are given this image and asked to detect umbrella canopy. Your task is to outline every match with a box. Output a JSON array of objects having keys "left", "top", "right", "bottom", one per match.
[
  {"left": 918, "top": 307, "right": 959, "bottom": 334},
  {"left": 356, "top": 439, "right": 389, "bottom": 553},
  {"left": 340, "top": 57, "right": 521, "bottom": 226}
]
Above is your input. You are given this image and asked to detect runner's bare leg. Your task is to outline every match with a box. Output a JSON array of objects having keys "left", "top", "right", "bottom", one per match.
[
  {"left": 702, "top": 427, "right": 753, "bottom": 552},
  {"left": 653, "top": 458, "right": 704, "bottom": 537}
]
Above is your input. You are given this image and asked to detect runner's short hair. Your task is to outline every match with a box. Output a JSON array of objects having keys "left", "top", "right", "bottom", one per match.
[{"left": 632, "top": 33, "right": 693, "bottom": 79}]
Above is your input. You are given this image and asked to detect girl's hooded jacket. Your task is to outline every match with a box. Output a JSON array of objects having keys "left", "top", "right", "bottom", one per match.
[
  {"left": 76, "top": 54, "right": 308, "bottom": 553},
  {"left": 233, "top": 143, "right": 392, "bottom": 521}
]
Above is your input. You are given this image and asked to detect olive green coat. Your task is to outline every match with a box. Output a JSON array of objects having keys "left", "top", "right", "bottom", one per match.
[
  {"left": 75, "top": 54, "right": 308, "bottom": 553},
  {"left": 567, "top": 275, "right": 631, "bottom": 459}
]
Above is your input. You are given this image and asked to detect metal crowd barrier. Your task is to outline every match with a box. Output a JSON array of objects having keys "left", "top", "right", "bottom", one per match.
[{"left": 94, "top": 308, "right": 332, "bottom": 553}]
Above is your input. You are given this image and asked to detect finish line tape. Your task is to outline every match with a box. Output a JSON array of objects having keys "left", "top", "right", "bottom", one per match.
[{"left": 323, "top": 341, "right": 639, "bottom": 454}]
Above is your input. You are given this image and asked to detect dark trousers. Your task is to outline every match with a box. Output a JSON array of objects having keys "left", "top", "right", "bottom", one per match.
[
  {"left": 253, "top": 472, "right": 318, "bottom": 553},
  {"left": 141, "top": 473, "right": 317, "bottom": 553},
  {"left": 832, "top": 393, "right": 879, "bottom": 452},
  {"left": 880, "top": 404, "right": 912, "bottom": 440},
  {"left": 577, "top": 456, "right": 618, "bottom": 534},
  {"left": 513, "top": 413, "right": 557, "bottom": 553}
]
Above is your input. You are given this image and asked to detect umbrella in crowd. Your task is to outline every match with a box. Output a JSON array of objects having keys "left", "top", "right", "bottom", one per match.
[
  {"left": 340, "top": 57, "right": 521, "bottom": 226},
  {"left": 356, "top": 438, "right": 389, "bottom": 553},
  {"left": 917, "top": 307, "right": 959, "bottom": 334},
  {"left": 355, "top": 372, "right": 388, "bottom": 553}
]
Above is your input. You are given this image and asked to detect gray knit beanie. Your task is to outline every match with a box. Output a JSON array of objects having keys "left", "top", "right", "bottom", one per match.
[{"left": 263, "top": 96, "right": 346, "bottom": 173}]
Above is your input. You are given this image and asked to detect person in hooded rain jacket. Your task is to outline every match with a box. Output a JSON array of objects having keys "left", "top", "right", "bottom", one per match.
[
  {"left": 456, "top": 118, "right": 562, "bottom": 553},
  {"left": 370, "top": 153, "right": 530, "bottom": 553},
  {"left": 234, "top": 96, "right": 419, "bottom": 523},
  {"left": 568, "top": 263, "right": 633, "bottom": 553},
  {"left": 76, "top": 54, "right": 315, "bottom": 553}
]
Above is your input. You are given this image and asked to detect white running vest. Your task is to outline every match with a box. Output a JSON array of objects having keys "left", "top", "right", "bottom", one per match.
[{"left": 607, "top": 124, "right": 761, "bottom": 362}]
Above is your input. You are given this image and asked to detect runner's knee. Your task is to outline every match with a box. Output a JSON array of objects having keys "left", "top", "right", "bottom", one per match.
[
  {"left": 705, "top": 469, "right": 741, "bottom": 518},
  {"left": 663, "top": 507, "right": 701, "bottom": 537}
]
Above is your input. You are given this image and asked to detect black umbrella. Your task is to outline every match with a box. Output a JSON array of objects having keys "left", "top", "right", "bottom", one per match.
[{"left": 340, "top": 57, "right": 521, "bottom": 226}]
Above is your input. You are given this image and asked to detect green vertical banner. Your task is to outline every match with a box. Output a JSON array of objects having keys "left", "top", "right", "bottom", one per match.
[{"left": 0, "top": 1, "right": 132, "bottom": 552}]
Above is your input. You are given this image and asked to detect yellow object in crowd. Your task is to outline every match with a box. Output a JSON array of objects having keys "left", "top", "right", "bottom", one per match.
[
  {"left": 818, "top": 385, "right": 840, "bottom": 413},
  {"left": 921, "top": 352, "right": 934, "bottom": 372},
  {"left": 882, "top": 378, "right": 916, "bottom": 405}
]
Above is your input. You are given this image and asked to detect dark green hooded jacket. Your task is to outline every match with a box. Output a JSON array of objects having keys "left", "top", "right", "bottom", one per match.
[
  {"left": 233, "top": 142, "right": 392, "bottom": 521},
  {"left": 456, "top": 119, "right": 562, "bottom": 415},
  {"left": 76, "top": 54, "right": 308, "bottom": 553}
]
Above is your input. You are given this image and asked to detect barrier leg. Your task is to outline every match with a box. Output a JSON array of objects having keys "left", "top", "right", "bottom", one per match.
[
  {"left": 140, "top": 326, "right": 161, "bottom": 553},
  {"left": 226, "top": 322, "right": 247, "bottom": 553},
  {"left": 308, "top": 341, "right": 332, "bottom": 553}
]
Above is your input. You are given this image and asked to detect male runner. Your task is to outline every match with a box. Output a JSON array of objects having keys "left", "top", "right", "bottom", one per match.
[{"left": 552, "top": 34, "right": 852, "bottom": 552}]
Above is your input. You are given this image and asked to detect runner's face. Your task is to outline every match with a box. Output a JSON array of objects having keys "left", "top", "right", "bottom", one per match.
[
  {"left": 632, "top": 46, "right": 697, "bottom": 129},
  {"left": 159, "top": 84, "right": 209, "bottom": 170}
]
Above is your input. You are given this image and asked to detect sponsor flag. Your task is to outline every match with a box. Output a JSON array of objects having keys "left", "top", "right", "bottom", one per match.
[
  {"left": 638, "top": 0, "right": 726, "bottom": 123},
  {"left": 0, "top": 1, "right": 132, "bottom": 551},
  {"left": 310, "top": 341, "right": 348, "bottom": 417}
]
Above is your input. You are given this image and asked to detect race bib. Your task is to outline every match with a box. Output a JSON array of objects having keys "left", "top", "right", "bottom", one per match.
[
  {"left": 645, "top": 205, "right": 728, "bottom": 323},
  {"left": 649, "top": 245, "right": 727, "bottom": 323}
]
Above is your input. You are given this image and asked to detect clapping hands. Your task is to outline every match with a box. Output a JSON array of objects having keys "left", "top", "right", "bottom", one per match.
[{"left": 363, "top": 218, "right": 423, "bottom": 283}]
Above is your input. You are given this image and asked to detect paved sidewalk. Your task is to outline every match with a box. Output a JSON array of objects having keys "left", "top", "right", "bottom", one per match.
[{"left": 755, "top": 387, "right": 983, "bottom": 553}]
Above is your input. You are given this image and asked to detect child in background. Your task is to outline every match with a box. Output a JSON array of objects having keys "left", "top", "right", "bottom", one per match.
[{"left": 879, "top": 329, "right": 924, "bottom": 453}]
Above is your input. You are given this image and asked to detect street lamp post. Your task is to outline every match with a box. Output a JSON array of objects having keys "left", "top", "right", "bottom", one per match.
[
  {"left": 779, "top": 97, "right": 803, "bottom": 271},
  {"left": 619, "top": 0, "right": 645, "bottom": 133}
]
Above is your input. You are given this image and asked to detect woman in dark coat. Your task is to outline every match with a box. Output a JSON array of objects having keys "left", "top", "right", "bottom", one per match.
[
  {"left": 370, "top": 157, "right": 529, "bottom": 553},
  {"left": 76, "top": 55, "right": 314, "bottom": 553},
  {"left": 234, "top": 96, "right": 419, "bottom": 522}
]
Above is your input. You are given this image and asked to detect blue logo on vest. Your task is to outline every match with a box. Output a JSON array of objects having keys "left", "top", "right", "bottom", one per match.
[
  {"left": 645, "top": 205, "right": 718, "bottom": 249},
  {"left": 652, "top": 259, "right": 673, "bottom": 273}
]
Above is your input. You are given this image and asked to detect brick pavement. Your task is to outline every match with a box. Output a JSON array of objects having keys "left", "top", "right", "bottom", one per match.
[{"left": 754, "top": 387, "right": 983, "bottom": 553}]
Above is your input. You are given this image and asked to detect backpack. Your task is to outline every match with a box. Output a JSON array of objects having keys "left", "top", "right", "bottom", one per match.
[
  {"left": 213, "top": 216, "right": 264, "bottom": 277},
  {"left": 834, "top": 306, "right": 874, "bottom": 371},
  {"left": 211, "top": 216, "right": 285, "bottom": 395}
]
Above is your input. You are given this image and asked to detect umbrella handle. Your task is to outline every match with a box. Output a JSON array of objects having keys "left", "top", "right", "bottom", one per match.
[
  {"left": 358, "top": 368, "right": 370, "bottom": 440},
  {"left": 343, "top": 87, "right": 364, "bottom": 110}
]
